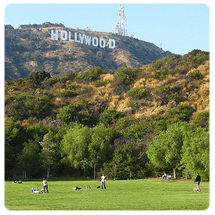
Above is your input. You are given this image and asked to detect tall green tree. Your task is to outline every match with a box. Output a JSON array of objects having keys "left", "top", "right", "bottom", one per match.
[
  {"left": 111, "top": 143, "right": 146, "bottom": 179},
  {"left": 5, "top": 117, "right": 26, "bottom": 176},
  {"left": 61, "top": 123, "right": 92, "bottom": 175},
  {"left": 18, "top": 138, "right": 42, "bottom": 178},
  {"left": 39, "top": 132, "right": 58, "bottom": 178},
  {"left": 88, "top": 124, "right": 115, "bottom": 164},
  {"left": 182, "top": 126, "right": 209, "bottom": 180},
  {"left": 147, "top": 122, "right": 189, "bottom": 178},
  {"left": 147, "top": 122, "right": 209, "bottom": 179}
]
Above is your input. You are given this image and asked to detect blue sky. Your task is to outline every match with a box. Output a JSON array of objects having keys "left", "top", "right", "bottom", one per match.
[{"left": 4, "top": 2, "right": 210, "bottom": 55}]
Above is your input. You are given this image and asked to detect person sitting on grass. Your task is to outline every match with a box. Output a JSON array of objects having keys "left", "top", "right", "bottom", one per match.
[{"left": 162, "top": 172, "right": 167, "bottom": 179}]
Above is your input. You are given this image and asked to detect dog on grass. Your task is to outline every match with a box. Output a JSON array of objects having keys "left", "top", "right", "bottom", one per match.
[
  {"left": 97, "top": 186, "right": 100, "bottom": 189},
  {"left": 86, "top": 186, "right": 92, "bottom": 189},
  {"left": 193, "top": 188, "right": 201, "bottom": 192},
  {"left": 72, "top": 187, "right": 82, "bottom": 190}
]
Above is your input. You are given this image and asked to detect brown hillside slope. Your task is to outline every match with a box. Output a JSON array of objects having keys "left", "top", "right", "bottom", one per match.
[
  {"left": 5, "top": 50, "right": 209, "bottom": 135},
  {"left": 5, "top": 23, "right": 172, "bottom": 81}
]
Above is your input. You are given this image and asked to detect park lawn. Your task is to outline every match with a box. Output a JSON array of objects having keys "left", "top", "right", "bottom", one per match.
[{"left": 5, "top": 179, "right": 209, "bottom": 210}]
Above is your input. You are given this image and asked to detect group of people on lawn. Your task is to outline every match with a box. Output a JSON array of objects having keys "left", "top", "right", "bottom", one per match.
[
  {"left": 162, "top": 171, "right": 201, "bottom": 189},
  {"left": 31, "top": 174, "right": 107, "bottom": 193},
  {"left": 32, "top": 172, "right": 201, "bottom": 193}
]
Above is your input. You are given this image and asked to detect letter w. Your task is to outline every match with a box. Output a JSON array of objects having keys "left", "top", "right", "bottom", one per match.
[{"left": 84, "top": 35, "right": 91, "bottom": 45}]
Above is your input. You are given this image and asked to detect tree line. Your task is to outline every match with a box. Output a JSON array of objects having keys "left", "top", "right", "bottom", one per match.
[{"left": 5, "top": 109, "right": 209, "bottom": 180}]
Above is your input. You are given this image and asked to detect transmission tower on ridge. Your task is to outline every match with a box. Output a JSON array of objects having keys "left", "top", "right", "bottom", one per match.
[{"left": 113, "top": 3, "right": 127, "bottom": 36}]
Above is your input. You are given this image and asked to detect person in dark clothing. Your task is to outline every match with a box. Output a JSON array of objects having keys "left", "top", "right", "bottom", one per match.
[{"left": 194, "top": 173, "right": 201, "bottom": 188}]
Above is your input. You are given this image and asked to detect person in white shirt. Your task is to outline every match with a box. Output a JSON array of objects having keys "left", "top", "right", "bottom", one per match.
[
  {"left": 43, "top": 178, "right": 49, "bottom": 193},
  {"left": 101, "top": 174, "right": 106, "bottom": 189}
]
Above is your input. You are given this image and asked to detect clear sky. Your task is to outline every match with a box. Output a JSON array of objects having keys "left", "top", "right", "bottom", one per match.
[{"left": 4, "top": 1, "right": 210, "bottom": 55}]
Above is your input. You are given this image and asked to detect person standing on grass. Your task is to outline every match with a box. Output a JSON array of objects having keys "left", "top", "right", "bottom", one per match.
[
  {"left": 43, "top": 177, "right": 49, "bottom": 193},
  {"left": 101, "top": 174, "right": 106, "bottom": 189},
  {"left": 194, "top": 173, "right": 201, "bottom": 189}
]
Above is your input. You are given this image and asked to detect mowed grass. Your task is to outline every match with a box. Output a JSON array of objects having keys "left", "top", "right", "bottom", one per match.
[{"left": 5, "top": 179, "right": 209, "bottom": 210}]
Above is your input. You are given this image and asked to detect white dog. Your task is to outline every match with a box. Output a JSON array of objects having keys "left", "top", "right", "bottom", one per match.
[{"left": 193, "top": 188, "right": 201, "bottom": 192}]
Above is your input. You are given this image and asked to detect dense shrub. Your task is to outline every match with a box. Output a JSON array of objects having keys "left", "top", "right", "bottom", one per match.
[
  {"left": 94, "top": 80, "right": 108, "bottom": 87},
  {"left": 187, "top": 71, "right": 201, "bottom": 79},
  {"left": 6, "top": 94, "right": 50, "bottom": 120},
  {"left": 126, "top": 88, "right": 147, "bottom": 99},
  {"left": 44, "top": 77, "right": 57, "bottom": 86},
  {"left": 57, "top": 102, "right": 97, "bottom": 126},
  {"left": 192, "top": 111, "right": 209, "bottom": 130},
  {"left": 28, "top": 70, "right": 51, "bottom": 85},
  {"left": 168, "top": 104, "right": 193, "bottom": 123},
  {"left": 111, "top": 66, "right": 138, "bottom": 86},
  {"left": 76, "top": 66, "right": 103, "bottom": 81},
  {"left": 122, "top": 119, "right": 148, "bottom": 139},
  {"left": 57, "top": 76, "right": 68, "bottom": 83},
  {"left": 101, "top": 109, "right": 124, "bottom": 125},
  {"left": 60, "top": 90, "right": 77, "bottom": 97}
]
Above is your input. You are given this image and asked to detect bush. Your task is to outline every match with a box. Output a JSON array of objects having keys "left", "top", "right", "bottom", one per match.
[
  {"left": 187, "top": 71, "right": 201, "bottom": 79},
  {"left": 94, "top": 80, "right": 108, "bottom": 87},
  {"left": 28, "top": 70, "right": 51, "bottom": 85},
  {"left": 101, "top": 109, "right": 124, "bottom": 125},
  {"left": 126, "top": 88, "right": 147, "bottom": 99},
  {"left": 44, "top": 77, "right": 57, "bottom": 86},
  {"left": 192, "top": 111, "right": 209, "bottom": 130},
  {"left": 57, "top": 102, "right": 97, "bottom": 126},
  {"left": 57, "top": 76, "right": 68, "bottom": 83},
  {"left": 6, "top": 94, "right": 50, "bottom": 120},
  {"left": 122, "top": 119, "right": 147, "bottom": 139},
  {"left": 111, "top": 66, "right": 138, "bottom": 86},
  {"left": 76, "top": 66, "right": 103, "bottom": 81},
  {"left": 168, "top": 104, "right": 193, "bottom": 123},
  {"left": 60, "top": 90, "right": 77, "bottom": 97}
]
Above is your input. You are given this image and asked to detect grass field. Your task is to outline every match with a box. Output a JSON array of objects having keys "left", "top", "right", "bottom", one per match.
[{"left": 5, "top": 179, "right": 209, "bottom": 210}]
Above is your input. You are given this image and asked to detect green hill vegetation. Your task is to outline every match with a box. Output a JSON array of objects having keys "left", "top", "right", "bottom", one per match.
[{"left": 5, "top": 49, "right": 209, "bottom": 180}]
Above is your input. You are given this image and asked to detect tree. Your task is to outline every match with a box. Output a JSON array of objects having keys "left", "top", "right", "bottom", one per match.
[
  {"left": 181, "top": 126, "right": 209, "bottom": 180},
  {"left": 147, "top": 122, "right": 209, "bottom": 179},
  {"left": 39, "top": 132, "right": 58, "bottom": 178},
  {"left": 61, "top": 123, "right": 92, "bottom": 175},
  {"left": 147, "top": 122, "right": 189, "bottom": 178},
  {"left": 111, "top": 143, "right": 146, "bottom": 179},
  {"left": 88, "top": 124, "right": 115, "bottom": 164},
  {"left": 25, "top": 121, "right": 50, "bottom": 142},
  {"left": 5, "top": 117, "right": 26, "bottom": 176},
  {"left": 18, "top": 138, "right": 42, "bottom": 178}
]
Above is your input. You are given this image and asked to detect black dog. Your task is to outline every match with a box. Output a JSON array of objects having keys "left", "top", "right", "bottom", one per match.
[
  {"left": 97, "top": 186, "right": 100, "bottom": 189},
  {"left": 73, "top": 186, "right": 82, "bottom": 190}
]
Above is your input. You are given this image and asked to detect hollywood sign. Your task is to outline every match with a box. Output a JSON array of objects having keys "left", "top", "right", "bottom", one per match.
[{"left": 51, "top": 30, "right": 116, "bottom": 49}]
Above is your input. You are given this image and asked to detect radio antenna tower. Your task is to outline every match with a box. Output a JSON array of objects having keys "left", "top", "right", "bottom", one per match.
[{"left": 113, "top": 3, "right": 127, "bottom": 36}]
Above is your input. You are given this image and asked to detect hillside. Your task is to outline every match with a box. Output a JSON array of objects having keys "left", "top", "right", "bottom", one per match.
[
  {"left": 5, "top": 49, "right": 209, "bottom": 125},
  {"left": 5, "top": 22, "right": 172, "bottom": 81},
  {"left": 5, "top": 49, "right": 209, "bottom": 179}
]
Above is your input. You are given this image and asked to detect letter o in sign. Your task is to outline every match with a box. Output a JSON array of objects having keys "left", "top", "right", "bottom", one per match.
[{"left": 92, "top": 37, "right": 98, "bottom": 47}]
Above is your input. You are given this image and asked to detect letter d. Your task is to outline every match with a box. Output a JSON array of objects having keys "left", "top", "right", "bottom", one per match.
[{"left": 109, "top": 39, "right": 115, "bottom": 49}]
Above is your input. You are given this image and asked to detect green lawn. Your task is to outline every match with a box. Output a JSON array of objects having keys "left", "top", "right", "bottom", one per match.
[{"left": 5, "top": 179, "right": 209, "bottom": 210}]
